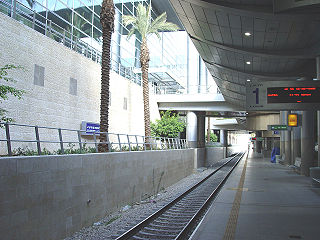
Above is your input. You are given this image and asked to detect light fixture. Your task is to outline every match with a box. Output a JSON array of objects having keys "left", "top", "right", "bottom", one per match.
[
  {"left": 247, "top": 79, "right": 251, "bottom": 82},
  {"left": 246, "top": 61, "right": 251, "bottom": 65},
  {"left": 244, "top": 32, "right": 251, "bottom": 36}
]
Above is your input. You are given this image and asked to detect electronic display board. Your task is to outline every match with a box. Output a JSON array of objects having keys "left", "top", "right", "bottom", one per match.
[
  {"left": 267, "top": 87, "right": 320, "bottom": 103},
  {"left": 246, "top": 81, "right": 320, "bottom": 111}
]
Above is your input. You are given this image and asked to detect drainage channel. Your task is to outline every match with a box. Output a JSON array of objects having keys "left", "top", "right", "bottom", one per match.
[{"left": 115, "top": 152, "right": 246, "bottom": 240}]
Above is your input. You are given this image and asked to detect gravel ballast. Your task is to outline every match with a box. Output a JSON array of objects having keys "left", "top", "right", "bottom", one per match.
[{"left": 64, "top": 164, "right": 224, "bottom": 240}]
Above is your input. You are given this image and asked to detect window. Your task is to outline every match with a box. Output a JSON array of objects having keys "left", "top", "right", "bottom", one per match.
[
  {"left": 69, "top": 78, "right": 77, "bottom": 95},
  {"left": 34, "top": 64, "right": 45, "bottom": 86},
  {"left": 123, "top": 97, "right": 127, "bottom": 110}
]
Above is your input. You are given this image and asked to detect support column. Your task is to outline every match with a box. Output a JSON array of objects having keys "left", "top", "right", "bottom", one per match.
[
  {"left": 207, "top": 117, "right": 211, "bottom": 143},
  {"left": 301, "top": 111, "right": 315, "bottom": 176},
  {"left": 186, "top": 112, "right": 197, "bottom": 148},
  {"left": 292, "top": 111, "right": 301, "bottom": 166},
  {"left": 220, "top": 130, "right": 228, "bottom": 147},
  {"left": 220, "top": 129, "right": 228, "bottom": 158},
  {"left": 318, "top": 111, "right": 320, "bottom": 166},
  {"left": 284, "top": 111, "right": 291, "bottom": 165},
  {"left": 256, "top": 131, "right": 262, "bottom": 153},
  {"left": 280, "top": 111, "right": 286, "bottom": 157},
  {"left": 197, "top": 112, "right": 205, "bottom": 148},
  {"left": 317, "top": 56, "right": 320, "bottom": 166}
]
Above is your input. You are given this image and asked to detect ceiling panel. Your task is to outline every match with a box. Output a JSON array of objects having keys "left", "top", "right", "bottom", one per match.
[{"left": 169, "top": 0, "right": 320, "bottom": 107}]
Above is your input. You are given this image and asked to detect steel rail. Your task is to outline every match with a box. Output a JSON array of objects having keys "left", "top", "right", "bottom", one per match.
[
  {"left": 175, "top": 152, "right": 246, "bottom": 240},
  {"left": 115, "top": 152, "right": 245, "bottom": 240}
]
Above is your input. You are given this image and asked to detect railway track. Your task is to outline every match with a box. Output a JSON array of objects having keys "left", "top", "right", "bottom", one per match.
[{"left": 115, "top": 152, "right": 246, "bottom": 240}]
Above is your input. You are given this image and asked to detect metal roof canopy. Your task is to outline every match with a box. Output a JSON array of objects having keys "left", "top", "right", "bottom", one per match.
[{"left": 168, "top": 0, "right": 320, "bottom": 110}]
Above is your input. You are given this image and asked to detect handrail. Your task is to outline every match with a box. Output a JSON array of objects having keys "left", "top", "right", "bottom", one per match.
[{"left": 0, "top": 122, "right": 189, "bottom": 156}]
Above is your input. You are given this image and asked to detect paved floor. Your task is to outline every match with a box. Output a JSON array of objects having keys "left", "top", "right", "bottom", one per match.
[{"left": 190, "top": 151, "right": 320, "bottom": 240}]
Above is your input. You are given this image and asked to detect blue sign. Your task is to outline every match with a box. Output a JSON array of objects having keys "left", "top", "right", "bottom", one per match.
[
  {"left": 81, "top": 121, "right": 100, "bottom": 135},
  {"left": 273, "top": 130, "right": 279, "bottom": 135}
]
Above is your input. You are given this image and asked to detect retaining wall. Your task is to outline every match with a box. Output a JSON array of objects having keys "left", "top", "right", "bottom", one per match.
[
  {"left": 205, "top": 145, "right": 244, "bottom": 167},
  {"left": 0, "top": 149, "right": 195, "bottom": 240},
  {"left": 205, "top": 147, "right": 226, "bottom": 167}
]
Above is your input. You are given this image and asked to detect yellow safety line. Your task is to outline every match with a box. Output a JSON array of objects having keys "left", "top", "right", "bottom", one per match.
[{"left": 223, "top": 153, "right": 248, "bottom": 240}]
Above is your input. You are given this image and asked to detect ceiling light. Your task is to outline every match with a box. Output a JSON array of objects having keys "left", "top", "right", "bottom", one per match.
[
  {"left": 244, "top": 32, "right": 251, "bottom": 36},
  {"left": 247, "top": 79, "right": 251, "bottom": 82},
  {"left": 246, "top": 61, "right": 251, "bottom": 65}
]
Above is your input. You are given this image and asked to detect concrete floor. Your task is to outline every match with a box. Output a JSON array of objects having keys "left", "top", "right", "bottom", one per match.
[{"left": 190, "top": 151, "right": 320, "bottom": 240}]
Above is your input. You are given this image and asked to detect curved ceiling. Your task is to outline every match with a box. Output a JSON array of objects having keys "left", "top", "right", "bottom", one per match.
[{"left": 168, "top": 0, "right": 320, "bottom": 109}]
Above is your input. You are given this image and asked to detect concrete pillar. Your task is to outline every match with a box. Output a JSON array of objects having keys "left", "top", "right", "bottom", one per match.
[
  {"left": 301, "top": 111, "right": 315, "bottom": 176},
  {"left": 220, "top": 129, "right": 228, "bottom": 147},
  {"left": 206, "top": 117, "right": 211, "bottom": 142},
  {"left": 318, "top": 111, "right": 320, "bottom": 166},
  {"left": 187, "top": 112, "right": 197, "bottom": 148},
  {"left": 317, "top": 56, "right": 320, "bottom": 166},
  {"left": 292, "top": 111, "right": 301, "bottom": 165},
  {"left": 220, "top": 129, "right": 228, "bottom": 158},
  {"left": 280, "top": 111, "right": 285, "bottom": 157},
  {"left": 284, "top": 111, "right": 291, "bottom": 165},
  {"left": 197, "top": 112, "right": 205, "bottom": 148},
  {"left": 256, "top": 131, "right": 262, "bottom": 153}
]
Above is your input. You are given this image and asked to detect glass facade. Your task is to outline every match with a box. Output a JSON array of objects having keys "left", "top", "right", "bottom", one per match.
[{"left": 0, "top": 0, "right": 218, "bottom": 94}]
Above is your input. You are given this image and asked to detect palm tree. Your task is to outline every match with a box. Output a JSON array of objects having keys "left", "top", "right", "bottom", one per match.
[
  {"left": 122, "top": 3, "right": 179, "bottom": 142},
  {"left": 99, "top": 0, "right": 115, "bottom": 152}
]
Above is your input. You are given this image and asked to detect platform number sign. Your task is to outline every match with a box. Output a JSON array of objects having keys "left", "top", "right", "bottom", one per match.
[{"left": 246, "top": 83, "right": 264, "bottom": 110}]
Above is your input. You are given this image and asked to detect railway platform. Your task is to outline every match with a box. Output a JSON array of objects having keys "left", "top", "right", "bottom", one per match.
[{"left": 190, "top": 151, "right": 320, "bottom": 240}]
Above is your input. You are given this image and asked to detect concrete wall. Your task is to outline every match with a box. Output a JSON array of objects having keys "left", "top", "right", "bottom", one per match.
[
  {"left": 205, "top": 147, "right": 226, "bottom": 167},
  {"left": 0, "top": 149, "right": 195, "bottom": 240},
  {"left": 205, "top": 146, "right": 245, "bottom": 167},
  {"left": 0, "top": 13, "right": 160, "bottom": 153},
  {"left": 246, "top": 114, "right": 280, "bottom": 130},
  {"left": 194, "top": 148, "right": 206, "bottom": 168}
]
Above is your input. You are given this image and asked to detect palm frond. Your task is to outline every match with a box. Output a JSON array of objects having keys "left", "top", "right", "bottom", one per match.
[
  {"left": 150, "top": 12, "right": 167, "bottom": 29},
  {"left": 122, "top": 15, "right": 136, "bottom": 27},
  {"left": 122, "top": 3, "right": 179, "bottom": 40},
  {"left": 156, "top": 22, "right": 179, "bottom": 32},
  {"left": 127, "top": 27, "right": 136, "bottom": 40},
  {"left": 135, "top": 3, "right": 151, "bottom": 38}
]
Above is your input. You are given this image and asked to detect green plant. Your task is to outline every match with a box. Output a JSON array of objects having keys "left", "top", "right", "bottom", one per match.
[
  {"left": 206, "top": 132, "right": 218, "bottom": 142},
  {"left": 0, "top": 64, "right": 25, "bottom": 123},
  {"left": 151, "top": 111, "right": 186, "bottom": 138},
  {"left": 105, "top": 215, "right": 121, "bottom": 226},
  {"left": 12, "top": 147, "right": 38, "bottom": 156}
]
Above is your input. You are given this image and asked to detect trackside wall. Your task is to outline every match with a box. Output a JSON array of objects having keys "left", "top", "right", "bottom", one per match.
[{"left": 0, "top": 149, "right": 195, "bottom": 239}]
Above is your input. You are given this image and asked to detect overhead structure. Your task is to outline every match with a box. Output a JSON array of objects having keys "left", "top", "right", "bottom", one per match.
[{"left": 168, "top": 0, "right": 320, "bottom": 110}]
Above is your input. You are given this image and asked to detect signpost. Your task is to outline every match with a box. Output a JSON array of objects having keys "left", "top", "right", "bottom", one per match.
[
  {"left": 81, "top": 121, "right": 100, "bottom": 136},
  {"left": 251, "top": 137, "right": 264, "bottom": 141},
  {"left": 268, "top": 125, "right": 288, "bottom": 131}
]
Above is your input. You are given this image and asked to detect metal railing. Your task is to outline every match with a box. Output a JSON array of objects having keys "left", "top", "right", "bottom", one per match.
[
  {"left": 0, "top": 0, "right": 143, "bottom": 85},
  {"left": 0, "top": 122, "right": 188, "bottom": 156}
]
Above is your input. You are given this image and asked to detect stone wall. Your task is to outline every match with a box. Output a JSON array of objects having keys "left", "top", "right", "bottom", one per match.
[
  {"left": 0, "top": 13, "right": 160, "bottom": 154},
  {"left": 0, "top": 149, "right": 195, "bottom": 240}
]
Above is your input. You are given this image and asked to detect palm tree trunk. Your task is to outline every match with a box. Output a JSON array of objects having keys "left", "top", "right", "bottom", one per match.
[
  {"left": 99, "top": 0, "right": 115, "bottom": 152},
  {"left": 207, "top": 117, "right": 211, "bottom": 142},
  {"left": 140, "top": 38, "right": 151, "bottom": 143}
]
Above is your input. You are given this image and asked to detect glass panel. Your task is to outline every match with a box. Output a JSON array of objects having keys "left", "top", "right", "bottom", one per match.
[{"left": 73, "top": 11, "right": 91, "bottom": 39}]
